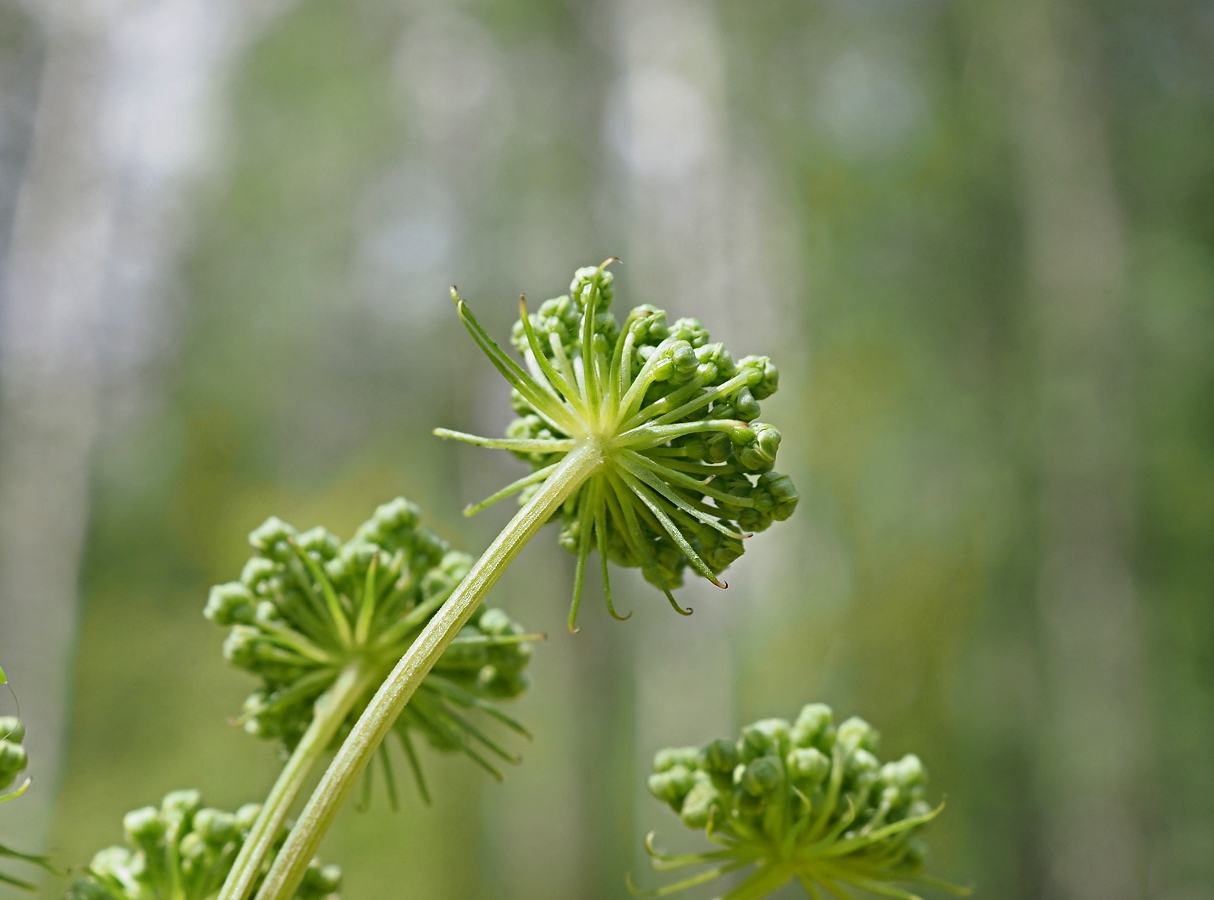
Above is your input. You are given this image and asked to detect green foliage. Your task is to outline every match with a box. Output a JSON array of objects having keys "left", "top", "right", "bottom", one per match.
[
  {"left": 64, "top": 790, "right": 340, "bottom": 900},
  {"left": 635, "top": 704, "right": 966, "bottom": 900},
  {"left": 204, "top": 497, "right": 537, "bottom": 801},
  {"left": 439, "top": 262, "right": 799, "bottom": 629}
]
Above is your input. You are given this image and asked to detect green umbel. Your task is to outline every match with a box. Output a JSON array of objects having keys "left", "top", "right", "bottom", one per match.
[
  {"left": 0, "top": 717, "right": 27, "bottom": 797},
  {"left": 636, "top": 704, "right": 968, "bottom": 900},
  {"left": 437, "top": 261, "right": 799, "bottom": 630},
  {"left": 0, "top": 718, "right": 56, "bottom": 891},
  {"left": 64, "top": 790, "right": 340, "bottom": 900},
  {"left": 205, "top": 498, "right": 536, "bottom": 801}
]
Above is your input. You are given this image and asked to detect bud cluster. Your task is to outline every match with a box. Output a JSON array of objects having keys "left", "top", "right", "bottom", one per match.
[
  {"left": 0, "top": 717, "right": 56, "bottom": 892},
  {"left": 439, "top": 263, "right": 799, "bottom": 629},
  {"left": 0, "top": 717, "right": 27, "bottom": 796},
  {"left": 205, "top": 498, "right": 536, "bottom": 800},
  {"left": 638, "top": 704, "right": 963, "bottom": 900},
  {"left": 64, "top": 790, "right": 339, "bottom": 900}
]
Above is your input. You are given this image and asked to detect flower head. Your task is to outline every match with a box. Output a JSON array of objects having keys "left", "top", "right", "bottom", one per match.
[
  {"left": 205, "top": 498, "right": 537, "bottom": 802},
  {"left": 437, "top": 261, "right": 799, "bottom": 630},
  {"left": 64, "top": 790, "right": 340, "bottom": 900},
  {"left": 0, "top": 717, "right": 55, "bottom": 892},
  {"left": 0, "top": 717, "right": 28, "bottom": 800},
  {"left": 635, "top": 704, "right": 968, "bottom": 900}
]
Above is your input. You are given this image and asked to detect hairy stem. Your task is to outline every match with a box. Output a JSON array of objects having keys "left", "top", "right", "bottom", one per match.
[
  {"left": 218, "top": 663, "right": 377, "bottom": 900},
  {"left": 255, "top": 442, "right": 604, "bottom": 900}
]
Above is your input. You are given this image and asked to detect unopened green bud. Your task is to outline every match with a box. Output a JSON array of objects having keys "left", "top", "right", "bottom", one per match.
[
  {"left": 740, "top": 719, "right": 790, "bottom": 762},
  {"left": 787, "top": 747, "right": 831, "bottom": 784},
  {"left": 733, "top": 387, "right": 761, "bottom": 422},
  {"left": 882, "top": 754, "right": 926, "bottom": 791},
  {"left": 679, "top": 776, "right": 720, "bottom": 828},
  {"left": 301, "top": 860, "right": 343, "bottom": 895},
  {"left": 0, "top": 741, "right": 27, "bottom": 791},
  {"left": 123, "top": 807, "right": 165, "bottom": 849},
  {"left": 204, "top": 582, "right": 256, "bottom": 626},
  {"left": 0, "top": 717, "right": 25, "bottom": 743},
  {"left": 192, "top": 808, "right": 237, "bottom": 846},
  {"left": 240, "top": 557, "right": 277, "bottom": 591},
  {"left": 741, "top": 756, "right": 782, "bottom": 797},
  {"left": 669, "top": 317, "right": 710, "bottom": 348},
  {"left": 654, "top": 746, "right": 700, "bottom": 772},
  {"left": 234, "top": 803, "right": 261, "bottom": 832},
  {"left": 248, "top": 516, "right": 296, "bottom": 560},
  {"left": 837, "top": 717, "right": 879, "bottom": 754},
  {"left": 699, "top": 738, "right": 738, "bottom": 775},
  {"left": 758, "top": 471, "right": 799, "bottom": 521},
  {"left": 739, "top": 355, "right": 779, "bottom": 400},
  {"left": 736, "top": 423, "right": 781, "bottom": 471},
  {"left": 791, "top": 703, "right": 833, "bottom": 748},
  {"left": 648, "top": 765, "right": 696, "bottom": 809}
]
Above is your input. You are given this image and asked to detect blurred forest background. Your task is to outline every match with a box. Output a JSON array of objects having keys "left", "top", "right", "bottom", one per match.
[{"left": 0, "top": 0, "right": 1210, "bottom": 897}]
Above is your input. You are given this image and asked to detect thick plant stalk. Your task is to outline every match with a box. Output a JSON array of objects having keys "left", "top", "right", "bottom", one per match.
[
  {"left": 255, "top": 443, "right": 603, "bottom": 900},
  {"left": 219, "top": 663, "right": 376, "bottom": 900}
]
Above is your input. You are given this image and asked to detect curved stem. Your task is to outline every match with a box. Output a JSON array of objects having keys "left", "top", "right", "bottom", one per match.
[
  {"left": 255, "top": 442, "right": 604, "bottom": 900},
  {"left": 217, "top": 663, "right": 378, "bottom": 900}
]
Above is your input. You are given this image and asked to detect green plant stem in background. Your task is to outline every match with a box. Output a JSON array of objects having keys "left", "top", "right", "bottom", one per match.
[
  {"left": 254, "top": 443, "right": 602, "bottom": 900},
  {"left": 220, "top": 663, "right": 376, "bottom": 900}
]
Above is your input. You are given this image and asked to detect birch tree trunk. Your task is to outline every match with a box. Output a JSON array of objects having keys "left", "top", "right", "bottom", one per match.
[{"left": 994, "top": 1, "right": 1147, "bottom": 897}]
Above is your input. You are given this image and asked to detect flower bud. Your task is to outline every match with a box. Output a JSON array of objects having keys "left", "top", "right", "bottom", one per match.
[
  {"left": 0, "top": 717, "right": 25, "bottom": 744},
  {"left": 704, "top": 432, "right": 732, "bottom": 464},
  {"left": 836, "top": 717, "right": 879, "bottom": 754},
  {"left": 679, "top": 776, "right": 721, "bottom": 828},
  {"left": 204, "top": 582, "right": 256, "bottom": 626},
  {"left": 648, "top": 765, "right": 695, "bottom": 810},
  {"left": 739, "top": 355, "right": 779, "bottom": 400},
  {"left": 654, "top": 746, "right": 699, "bottom": 772},
  {"left": 791, "top": 703, "right": 833, "bottom": 749},
  {"left": 301, "top": 860, "right": 343, "bottom": 896},
  {"left": 192, "top": 808, "right": 237, "bottom": 846},
  {"left": 882, "top": 754, "right": 926, "bottom": 792},
  {"left": 234, "top": 803, "right": 261, "bottom": 832},
  {"left": 248, "top": 516, "right": 297, "bottom": 561},
  {"left": 787, "top": 747, "right": 831, "bottom": 785},
  {"left": 736, "top": 423, "right": 781, "bottom": 471},
  {"left": 0, "top": 740, "right": 27, "bottom": 792},
  {"left": 123, "top": 807, "right": 165, "bottom": 850},
  {"left": 668, "top": 317, "right": 710, "bottom": 348},
  {"left": 699, "top": 738, "right": 738, "bottom": 775},
  {"left": 740, "top": 719, "right": 791, "bottom": 762},
  {"left": 741, "top": 757, "right": 781, "bottom": 797},
  {"left": 731, "top": 387, "right": 761, "bottom": 422},
  {"left": 240, "top": 557, "right": 277, "bottom": 591}
]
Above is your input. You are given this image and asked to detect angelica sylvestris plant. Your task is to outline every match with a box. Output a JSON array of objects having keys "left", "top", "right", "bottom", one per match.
[
  {"left": 65, "top": 790, "right": 340, "bottom": 900},
  {"left": 438, "top": 261, "right": 799, "bottom": 629},
  {"left": 254, "top": 262, "right": 800, "bottom": 900},
  {"left": 637, "top": 704, "right": 967, "bottom": 900},
  {"left": 207, "top": 499, "right": 536, "bottom": 900},
  {"left": 0, "top": 717, "right": 56, "bottom": 890}
]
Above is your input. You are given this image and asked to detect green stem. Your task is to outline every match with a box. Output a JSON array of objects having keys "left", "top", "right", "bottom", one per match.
[
  {"left": 218, "top": 663, "right": 377, "bottom": 900},
  {"left": 255, "top": 442, "right": 604, "bottom": 900}
]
